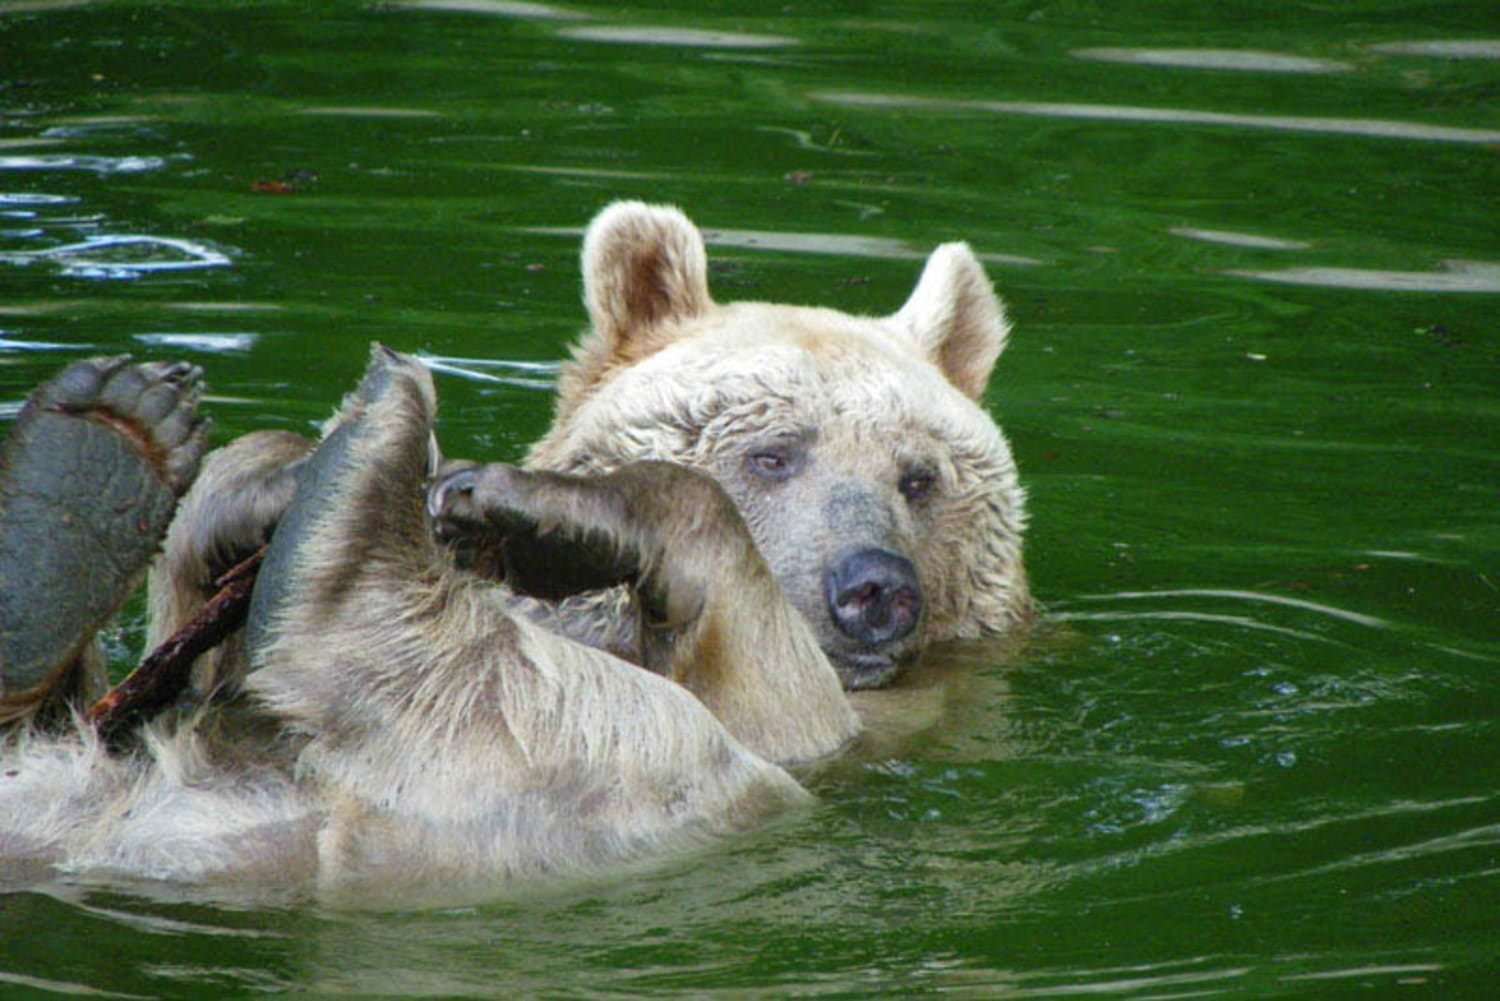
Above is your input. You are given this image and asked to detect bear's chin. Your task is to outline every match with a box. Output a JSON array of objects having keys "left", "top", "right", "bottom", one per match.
[{"left": 829, "top": 651, "right": 905, "bottom": 690}]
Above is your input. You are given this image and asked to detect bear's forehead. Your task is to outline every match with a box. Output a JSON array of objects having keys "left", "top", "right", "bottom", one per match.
[
  {"left": 697, "top": 301, "right": 914, "bottom": 358},
  {"left": 644, "top": 303, "right": 947, "bottom": 398},
  {"left": 597, "top": 318, "right": 991, "bottom": 446},
  {"left": 636, "top": 346, "right": 940, "bottom": 421}
]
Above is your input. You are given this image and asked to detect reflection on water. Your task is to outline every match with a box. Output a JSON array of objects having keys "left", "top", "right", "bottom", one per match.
[
  {"left": 395, "top": 0, "right": 583, "bottom": 18},
  {"left": 558, "top": 25, "right": 798, "bottom": 49},
  {"left": 1231, "top": 259, "right": 1500, "bottom": 293},
  {"left": 1072, "top": 47, "right": 1353, "bottom": 74},
  {"left": 0, "top": 234, "right": 233, "bottom": 279},
  {"left": 1170, "top": 227, "right": 1312, "bottom": 251},
  {"left": 813, "top": 91, "right": 1500, "bottom": 145}
]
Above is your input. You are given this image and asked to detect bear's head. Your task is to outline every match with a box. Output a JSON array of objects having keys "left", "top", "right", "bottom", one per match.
[{"left": 528, "top": 202, "right": 1030, "bottom": 689}]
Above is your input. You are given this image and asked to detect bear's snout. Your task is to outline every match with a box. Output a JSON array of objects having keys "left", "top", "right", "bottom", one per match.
[{"left": 825, "top": 548, "right": 922, "bottom": 648}]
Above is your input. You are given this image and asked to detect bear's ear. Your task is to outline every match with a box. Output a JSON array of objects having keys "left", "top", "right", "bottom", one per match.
[
  {"left": 892, "top": 243, "right": 1010, "bottom": 401},
  {"left": 581, "top": 201, "right": 713, "bottom": 357}
]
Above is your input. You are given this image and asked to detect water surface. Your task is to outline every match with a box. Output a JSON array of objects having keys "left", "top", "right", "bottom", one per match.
[{"left": 1, "top": 1, "right": 1496, "bottom": 997}]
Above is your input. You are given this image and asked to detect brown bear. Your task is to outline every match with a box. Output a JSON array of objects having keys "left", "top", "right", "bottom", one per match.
[{"left": 0, "top": 201, "right": 1030, "bottom": 902}]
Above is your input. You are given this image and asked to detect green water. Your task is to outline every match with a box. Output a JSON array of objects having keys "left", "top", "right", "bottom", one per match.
[{"left": 2, "top": 1, "right": 1496, "bottom": 997}]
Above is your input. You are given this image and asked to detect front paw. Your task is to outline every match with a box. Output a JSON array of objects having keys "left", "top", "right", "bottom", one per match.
[{"left": 427, "top": 463, "right": 639, "bottom": 600}]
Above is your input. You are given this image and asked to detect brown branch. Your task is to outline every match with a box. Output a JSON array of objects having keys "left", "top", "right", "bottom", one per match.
[{"left": 86, "top": 546, "right": 265, "bottom": 748}]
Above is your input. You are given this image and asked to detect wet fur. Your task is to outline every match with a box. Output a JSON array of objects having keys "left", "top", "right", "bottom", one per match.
[{"left": 1, "top": 348, "right": 829, "bottom": 903}]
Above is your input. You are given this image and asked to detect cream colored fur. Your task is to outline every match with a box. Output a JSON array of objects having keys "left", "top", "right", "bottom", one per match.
[{"left": 1, "top": 348, "right": 820, "bottom": 904}]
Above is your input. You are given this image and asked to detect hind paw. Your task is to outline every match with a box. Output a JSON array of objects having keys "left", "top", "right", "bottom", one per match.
[
  {"left": 33, "top": 355, "right": 210, "bottom": 491},
  {"left": 1, "top": 356, "right": 210, "bottom": 714}
]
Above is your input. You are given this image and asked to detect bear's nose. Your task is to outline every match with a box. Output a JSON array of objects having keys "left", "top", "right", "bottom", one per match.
[{"left": 825, "top": 548, "right": 921, "bottom": 647}]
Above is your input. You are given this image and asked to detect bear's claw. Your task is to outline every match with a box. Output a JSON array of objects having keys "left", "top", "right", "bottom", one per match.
[{"left": 1, "top": 355, "right": 210, "bottom": 718}]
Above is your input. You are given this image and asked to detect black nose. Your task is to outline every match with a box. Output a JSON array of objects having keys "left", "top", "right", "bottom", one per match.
[{"left": 825, "top": 548, "right": 921, "bottom": 646}]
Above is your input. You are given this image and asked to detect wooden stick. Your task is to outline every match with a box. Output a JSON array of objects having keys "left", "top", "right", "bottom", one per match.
[{"left": 86, "top": 546, "right": 265, "bottom": 747}]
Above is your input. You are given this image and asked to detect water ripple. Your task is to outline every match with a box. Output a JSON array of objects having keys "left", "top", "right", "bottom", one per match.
[
  {"left": 1279, "top": 961, "right": 1444, "bottom": 984},
  {"left": 1074, "top": 47, "right": 1354, "bottom": 74},
  {"left": 0, "top": 970, "right": 151, "bottom": 1000},
  {"left": 416, "top": 351, "right": 560, "bottom": 390},
  {"left": 1170, "top": 227, "right": 1312, "bottom": 251},
  {"left": 0, "top": 234, "right": 233, "bottom": 279},
  {"left": 811, "top": 91, "right": 1500, "bottom": 145},
  {"left": 1052, "top": 610, "right": 1340, "bottom": 645},
  {"left": 1369, "top": 39, "right": 1500, "bottom": 60},
  {"left": 559, "top": 26, "right": 798, "bottom": 49},
  {"left": 528, "top": 224, "right": 1038, "bottom": 265},
  {"left": 0, "top": 192, "right": 79, "bottom": 207},
  {"left": 1012, "top": 959, "right": 1252, "bottom": 997},
  {"left": 0, "top": 154, "right": 168, "bottom": 174},
  {"left": 133, "top": 332, "right": 260, "bottom": 354},
  {"left": 1229, "top": 259, "right": 1500, "bottom": 293},
  {"left": 394, "top": 0, "right": 584, "bottom": 18},
  {"left": 1072, "top": 589, "right": 1390, "bottom": 629},
  {"left": 0, "top": 333, "right": 89, "bottom": 355}
]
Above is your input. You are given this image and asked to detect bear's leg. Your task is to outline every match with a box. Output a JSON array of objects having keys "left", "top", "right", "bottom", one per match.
[
  {"left": 146, "top": 429, "right": 312, "bottom": 698},
  {"left": 429, "top": 460, "right": 859, "bottom": 763},
  {"left": 0, "top": 356, "right": 208, "bottom": 726},
  {"left": 428, "top": 462, "right": 646, "bottom": 661},
  {"left": 244, "top": 345, "right": 441, "bottom": 662},
  {"left": 429, "top": 463, "right": 645, "bottom": 600}
]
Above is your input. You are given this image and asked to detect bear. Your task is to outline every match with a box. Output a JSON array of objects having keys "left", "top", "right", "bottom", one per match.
[
  {"left": 1, "top": 346, "right": 847, "bottom": 903},
  {"left": 0, "top": 200, "right": 1030, "bottom": 901},
  {"left": 144, "top": 201, "right": 1030, "bottom": 730},
  {"left": 526, "top": 201, "right": 1031, "bottom": 688}
]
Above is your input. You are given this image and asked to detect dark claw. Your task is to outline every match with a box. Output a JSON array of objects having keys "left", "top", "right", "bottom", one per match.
[{"left": 428, "top": 465, "right": 478, "bottom": 523}]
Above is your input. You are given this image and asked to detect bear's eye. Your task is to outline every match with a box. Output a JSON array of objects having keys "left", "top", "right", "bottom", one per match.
[
  {"left": 899, "top": 469, "right": 936, "bottom": 502},
  {"left": 745, "top": 445, "right": 802, "bottom": 483}
]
